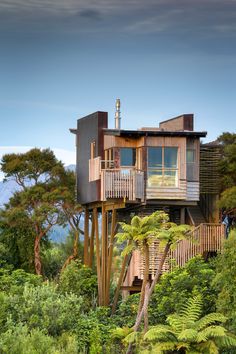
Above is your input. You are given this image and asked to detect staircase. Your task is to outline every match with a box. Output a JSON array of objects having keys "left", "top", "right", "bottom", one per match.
[
  {"left": 123, "top": 223, "right": 225, "bottom": 292},
  {"left": 187, "top": 205, "right": 206, "bottom": 226}
]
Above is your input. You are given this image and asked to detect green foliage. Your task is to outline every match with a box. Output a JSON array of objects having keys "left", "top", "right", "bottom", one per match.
[
  {"left": 140, "top": 296, "right": 236, "bottom": 353},
  {"left": 217, "top": 132, "right": 236, "bottom": 210},
  {"left": 41, "top": 243, "right": 66, "bottom": 279},
  {"left": 219, "top": 186, "right": 236, "bottom": 210},
  {"left": 58, "top": 260, "right": 97, "bottom": 310},
  {"left": 149, "top": 256, "right": 217, "bottom": 324},
  {"left": 0, "top": 221, "right": 35, "bottom": 272},
  {"left": 218, "top": 133, "right": 236, "bottom": 190},
  {"left": 114, "top": 293, "right": 140, "bottom": 327},
  {"left": 0, "top": 267, "right": 42, "bottom": 294},
  {"left": 0, "top": 322, "right": 78, "bottom": 354},
  {"left": 213, "top": 230, "right": 236, "bottom": 332}
]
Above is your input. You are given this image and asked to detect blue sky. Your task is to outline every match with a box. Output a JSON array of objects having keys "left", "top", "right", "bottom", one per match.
[{"left": 0, "top": 0, "right": 235, "bottom": 167}]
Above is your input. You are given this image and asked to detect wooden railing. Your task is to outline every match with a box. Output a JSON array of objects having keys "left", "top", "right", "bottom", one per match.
[
  {"left": 124, "top": 223, "right": 225, "bottom": 284},
  {"left": 101, "top": 169, "right": 144, "bottom": 201},
  {"left": 170, "top": 223, "right": 225, "bottom": 269}
]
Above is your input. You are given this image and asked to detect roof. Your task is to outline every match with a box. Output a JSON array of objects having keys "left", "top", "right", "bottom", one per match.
[{"left": 103, "top": 128, "right": 207, "bottom": 138}]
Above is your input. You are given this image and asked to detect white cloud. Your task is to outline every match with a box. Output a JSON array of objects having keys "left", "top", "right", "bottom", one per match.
[{"left": 0, "top": 146, "right": 76, "bottom": 181}]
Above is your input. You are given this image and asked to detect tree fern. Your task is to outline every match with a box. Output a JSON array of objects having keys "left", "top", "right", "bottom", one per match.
[{"left": 142, "top": 295, "right": 236, "bottom": 353}]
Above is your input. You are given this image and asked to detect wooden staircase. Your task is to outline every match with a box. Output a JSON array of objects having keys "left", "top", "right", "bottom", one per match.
[
  {"left": 123, "top": 223, "right": 225, "bottom": 290},
  {"left": 187, "top": 205, "right": 206, "bottom": 226}
]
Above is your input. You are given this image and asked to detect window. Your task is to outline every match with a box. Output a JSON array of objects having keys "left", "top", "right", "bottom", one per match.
[
  {"left": 147, "top": 147, "right": 178, "bottom": 187},
  {"left": 120, "top": 148, "right": 136, "bottom": 167},
  {"left": 187, "top": 149, "right": 195, "bottom": 163}
]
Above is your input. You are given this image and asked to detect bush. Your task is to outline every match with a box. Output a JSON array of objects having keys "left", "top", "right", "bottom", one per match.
[
  {"left": 149, "top": 256, "right": 217, "bottom": 324},
  {"left": 58, "top": 260, "right": 97, "bottom": 310}
]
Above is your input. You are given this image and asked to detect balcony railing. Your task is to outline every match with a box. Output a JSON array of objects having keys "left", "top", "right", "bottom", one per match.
[{"left": 101, "top": 169, "right": 144, "bottom": 201}]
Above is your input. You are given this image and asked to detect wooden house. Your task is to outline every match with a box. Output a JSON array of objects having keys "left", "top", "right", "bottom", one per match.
[{"left": 70, "top": 102, "right": 225, "bottom": 306}]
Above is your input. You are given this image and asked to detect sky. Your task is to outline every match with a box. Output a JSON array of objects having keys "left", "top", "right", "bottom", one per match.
[{"left": 0, "top": 0, "right": 235, "bottom": 171}]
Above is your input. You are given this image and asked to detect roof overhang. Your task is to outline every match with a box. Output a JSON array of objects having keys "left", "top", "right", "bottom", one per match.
[{"left": 103, "top": 129, "right": 207, "bottom": 138}]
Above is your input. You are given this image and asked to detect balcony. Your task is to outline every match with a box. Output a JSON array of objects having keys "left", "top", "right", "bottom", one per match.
[{"left": 101, "top": 169, "right": 144, "bottom": 201}]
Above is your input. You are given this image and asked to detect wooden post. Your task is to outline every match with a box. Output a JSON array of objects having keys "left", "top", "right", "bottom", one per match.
[
  {"left": 89, "top": 213, "right": 95, "bottom": 268},
  {"left": 94, "top": 208, "right": 102, "bottom": 305},
  {"left": 180, "top": 207, "right": 185, "bottom": 224},
  {"left": 106, "top": 209, "right": 117, "bottom": 305},
  {"left": 101, "top": 203, "right": 107, "bottom": 305},
  {"left": 84, "top": 209, "right": 89, "bottom": 266}
]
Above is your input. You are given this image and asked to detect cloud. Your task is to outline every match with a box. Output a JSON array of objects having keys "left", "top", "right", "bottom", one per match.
[
  {"left": 0, "top": 0, "right": 235, "bottom": 37},
  {"left": 0, "top": 146, "right": 76, "bottom": 181}
]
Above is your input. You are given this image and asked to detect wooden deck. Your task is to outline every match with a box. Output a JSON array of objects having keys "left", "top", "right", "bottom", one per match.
[{"left": 123, "top": 223, "right": 225, "bottom": 287}]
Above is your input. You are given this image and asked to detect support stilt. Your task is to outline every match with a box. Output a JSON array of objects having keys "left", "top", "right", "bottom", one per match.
[{"left": 84, "top": 209, "right": 89, "bottom": 266}]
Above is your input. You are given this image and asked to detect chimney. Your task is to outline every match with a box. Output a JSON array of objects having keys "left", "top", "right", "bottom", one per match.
[{"left": 115, "top": 98, "right": 121, "bottom": 129}]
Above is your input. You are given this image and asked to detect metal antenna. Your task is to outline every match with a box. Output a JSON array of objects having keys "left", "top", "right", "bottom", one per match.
[{"left": 115, "top": 98, "right": 121, "bottom": 129}]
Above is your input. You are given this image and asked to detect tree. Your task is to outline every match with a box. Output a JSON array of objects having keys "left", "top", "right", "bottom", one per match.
[
  {"left": 116, "top": 211, "right": 170, "bottom": 327},
  {"left": 0, "top": 148, "right": 68, "bottom": 275},
  {"left": 213, "top": 230, "right": 236, "bottom": 332},
  {"left": 54, "top": 169, "right": 84, "bottom": 270},
  {"left": 116, "top": 211, "right": 191, "bottom": 353},
  {"left": 217, "top": 133, "right": 236, "bottom": 212},
  {"left": 138, "top": 296, "right": 236, "bottom": 354}
]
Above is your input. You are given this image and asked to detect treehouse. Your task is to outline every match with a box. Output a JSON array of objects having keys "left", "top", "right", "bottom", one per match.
[{"left": 70, "top": 100, "right": 225, "bottom": 306}]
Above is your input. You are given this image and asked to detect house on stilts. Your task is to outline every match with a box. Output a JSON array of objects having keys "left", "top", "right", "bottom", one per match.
[{"left": 70, "top": 100, "right": 224, "bottom": 306}]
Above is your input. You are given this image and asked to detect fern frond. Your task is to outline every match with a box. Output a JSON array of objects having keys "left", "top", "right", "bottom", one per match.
[
  {"left": 179, "top": 296, "right": 202, "bottom": 322},
  {"left": 144, "top": 325, "right": 176, "bottom": 342},
  {"left": 149, "top": 341, "right": 179, "bottom": 353},
  {"left": 131, "top": 215, "right": 141, "bottom": 228},
  {"left": 196, "top": 313, "right": 227, "bottom": 331},
  {"left": 167, "top": 314, "right": 185, "bottom": 333},
  {"left": 197, "top": 340, "right": 219, "bottom": 354},
  {"left": 215, "top": 334, "right": 236, "bottom": 348},
  {"left": 124, "top": 331, "right": 140, "bottom": 344},
  {"left": 121, "top": 243, "right": 135, "bottom": 256},
  {"left": 178, "top": 328, "right": 198, "bottom": 342},
  {"left": 197, "top": 326, "right": 226, "bottom": 342}
]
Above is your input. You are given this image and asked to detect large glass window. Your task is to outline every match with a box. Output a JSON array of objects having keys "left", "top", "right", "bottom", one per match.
[
  {"left": 147, "top": 147, "right": 178, "bottom": 187},
  {"left": 120, "top": 148, "right": 136, "bottom": 167}
]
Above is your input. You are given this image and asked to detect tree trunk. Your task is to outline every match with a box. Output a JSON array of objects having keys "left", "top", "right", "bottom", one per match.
[
  {"left": 61, "top": 229, "right": 79, "bottom": 271},
  {"left": 34, "top": 235, "right": 42, "bottom": 275},
  {"left": 137, "top": 243, "right": 149, "bottom": 316},
  {"left": 126, "top": 242, "right": 171, "bottom": 354}
]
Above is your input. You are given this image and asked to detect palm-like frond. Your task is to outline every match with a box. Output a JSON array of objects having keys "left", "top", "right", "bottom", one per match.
[
  {"left": 178, "top": 328, "right": 198, "bottom": 342},
  {"left": 197, "top": 325, "right": 226, "bottom": 342},
  {"left": 144, "top": 325, "right": 176, "bottom": 342},
  {"left": 179, "top": 296, "right": 202, "bottom": 322},
  {"left": 143, "top": 295, "right": 236, "bottom": 353},
  {"left": 214, "top": 334, "right": 236, "bottom": 348},
  {"left": 124, "top": 331, "right": 140, "bottom": 344},
  {"left": 196, "top": 313, "right": 227, "bottom": 331}
]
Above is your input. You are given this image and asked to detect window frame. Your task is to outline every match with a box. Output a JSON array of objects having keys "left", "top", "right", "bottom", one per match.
[{"left": 147, "top": 146, "right": 179, "bottom": 188}]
